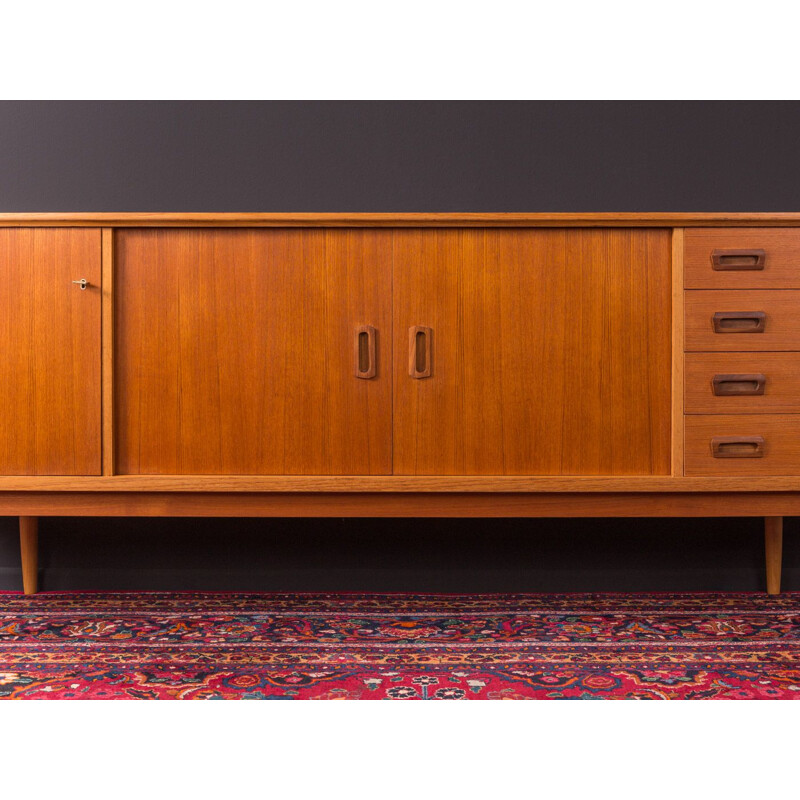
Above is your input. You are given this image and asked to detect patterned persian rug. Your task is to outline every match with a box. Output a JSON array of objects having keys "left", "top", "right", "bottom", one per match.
[{"left": 0, "top": 592, "right": 798, "bottom": 699}]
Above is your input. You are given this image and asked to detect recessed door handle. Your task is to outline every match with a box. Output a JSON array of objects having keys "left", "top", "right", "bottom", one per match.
[
  {"left": 409, "top": 326, "right": 432, "bottom": 379},
  {"left": 712, "top": 311, "right": 766, "bottom": 333},
  {"left": 355, "top": 325, "right": 377, "bottom": 379}
]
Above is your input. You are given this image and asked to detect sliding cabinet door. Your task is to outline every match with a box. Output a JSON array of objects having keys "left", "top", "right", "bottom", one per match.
[
  {"left": 392, "top": 228, "right": 672, "bottom": 475},
  {"left": 115, "top": 229, "right": 392, "bottom": 474}
]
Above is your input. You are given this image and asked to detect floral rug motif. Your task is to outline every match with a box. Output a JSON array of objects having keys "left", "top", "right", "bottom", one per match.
[{"left": 1, "top": 592, "right": 799, "bottom": 699}]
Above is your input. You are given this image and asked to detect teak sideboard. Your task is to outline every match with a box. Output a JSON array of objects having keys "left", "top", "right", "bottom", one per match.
[{"left": 2, "top": 212, "right": 800, "bottom": 595}]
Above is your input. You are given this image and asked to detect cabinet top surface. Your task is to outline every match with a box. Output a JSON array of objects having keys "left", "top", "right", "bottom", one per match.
[{"left": 1, "top": 212, "right": 800, "bottom": 227}]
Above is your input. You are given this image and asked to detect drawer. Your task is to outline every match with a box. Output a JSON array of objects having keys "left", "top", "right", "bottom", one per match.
[
  {"left": 685, "top": 290, "right": 800, "bottom": 351},
  {"left": 685, "top": 415, "right": 800, "bottom": 476},
  {"left": 685, "top": 228, "right": 800, "bottom": 289},
  {"left": 685, "top": 353, "right": 800, "bottom": 414}
]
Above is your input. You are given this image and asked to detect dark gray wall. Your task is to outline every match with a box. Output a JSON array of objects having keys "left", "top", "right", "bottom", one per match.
[
  {"left": 0, "top": 101, "right": 798, "bottom": 592},
  {"left": 4, "top": 101, "right": 800, "bottom": 212}
]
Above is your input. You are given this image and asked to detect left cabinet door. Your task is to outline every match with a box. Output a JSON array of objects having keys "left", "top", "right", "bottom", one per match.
[
  {"left": 115, "top": 229, "right": 393, "bottom": 474},
  {"left": 0, "top": 228, "right": 101, "bottom": 475}
]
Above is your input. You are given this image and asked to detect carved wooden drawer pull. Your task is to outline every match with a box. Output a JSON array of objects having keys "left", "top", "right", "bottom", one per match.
[
  {"left": 711, "top": 436, "right": 765, "bottom": 458},
  {"left": 711, "top": 249, "right": 766, "bottom": 271},
  {"left": 712, "top": 311, "right": 766, "bottom": 333},
  {"left": 712, "top": 373, "right": 766, "bottom": 396}
]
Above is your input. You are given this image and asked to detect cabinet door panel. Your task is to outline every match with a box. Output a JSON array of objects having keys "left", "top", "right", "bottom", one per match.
[
  {"left": 115, "top": 229, "right": 391, "bottom": 475},
  {"left": 393, "top": 228, "right": 672, "bottom": 475},
  {"left": 0, "top": 228, "right": 101, "bottom": 475}
]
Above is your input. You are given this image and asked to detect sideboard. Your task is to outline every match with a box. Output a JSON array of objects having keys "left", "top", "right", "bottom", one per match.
[{"left": 2, "top": 212, "right": 799, "bottom": 595}]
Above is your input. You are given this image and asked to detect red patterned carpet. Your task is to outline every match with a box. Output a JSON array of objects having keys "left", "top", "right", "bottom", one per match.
[{"left": 1, "top": 591, "right": 799, "bottom": 699}]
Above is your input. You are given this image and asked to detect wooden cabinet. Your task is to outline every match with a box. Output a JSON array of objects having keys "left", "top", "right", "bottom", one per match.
[
  {"left": 114, "top": 229, "right": 392, "bottom": 474},
  {"left": 0, "top": 228, "right": 101, "bottom": 475},
  {"left": 4, "top": 212, "right": 800, "bottom": 595},
  {"left": 392, "top": 228, "right": 672, "bottom": 475}
]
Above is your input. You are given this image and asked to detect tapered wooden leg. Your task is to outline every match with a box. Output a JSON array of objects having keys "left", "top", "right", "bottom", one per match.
[
  {"left": 765, "top": 516, "right": 783, "bottom": 596},
  {"left": 19, "top": 516, "right": 38, "bottom": 595}
]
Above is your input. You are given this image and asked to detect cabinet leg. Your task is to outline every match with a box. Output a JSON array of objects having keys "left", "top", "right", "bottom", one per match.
[
  {"left": 19, "top": 516, "right": 38, "bottom": 595},
  {"left": 765, "top": 516, "right": 783, "bottom": 596}
]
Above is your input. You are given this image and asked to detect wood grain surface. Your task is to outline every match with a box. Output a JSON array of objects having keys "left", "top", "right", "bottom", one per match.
[
  {"left": 685, "top": 353, "right": 800, "bottom": 413},
  {"left": 2, "top": 474, "right": 800, "bottom": 492},
  {"left": 685, "top": 414, "right": 800, "bottom": 476},
  {"left": 685, "top": 290, "right": 800, "bottom": 351},
  {"left": 685, "top": 228, "right": 800, "bottom": 288},
  {"left": 19, "top": 516, "right": 38, "bottom": 594},
  {"left": 1, "top": 491, "right": 800, "bottom": 517},
  {"left": 101, "top": 228, "right": 115, "bottom": 474},
  {"left": 672, "top": 229, "right": 685, "bottom": 475},
  {"left": 115, "top": 229, "right": 392, "bottom": 474},
  {"left": 393, "top": 228, "right": 672, "bottom": 475},
  {"left": 0, "top": 228, "right": 101, "bottom": 475},
  {"left": 765, "top": 516, "right": 783, "bottom": 595}
]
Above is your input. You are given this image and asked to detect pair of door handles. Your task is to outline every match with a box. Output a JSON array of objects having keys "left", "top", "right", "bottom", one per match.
[{"left": 356, "top": 326, "right": 432, "bottom": 380}]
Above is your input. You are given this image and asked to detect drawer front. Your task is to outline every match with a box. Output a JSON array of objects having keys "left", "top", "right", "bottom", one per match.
[
  {"left": 685, "top": 228, "right": 800, "bottom": 289},
  {"left": 685, "top": 415, "right": 800, "bottom": 476},
  {"left": 685, "top": 290, "right": 800, "bottom": 351},
  {"left": 685, "top": 353, "right": 800, "bottom": 413}
]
